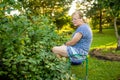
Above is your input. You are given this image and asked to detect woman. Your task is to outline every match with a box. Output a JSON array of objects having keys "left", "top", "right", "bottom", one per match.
[{"left": 52, "top": 10, "right": 92, "bottom": 61}]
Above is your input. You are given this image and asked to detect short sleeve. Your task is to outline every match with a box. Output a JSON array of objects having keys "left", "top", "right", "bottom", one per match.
[{"left": 76, "top": 25, "right": 87, "bottom": 37}]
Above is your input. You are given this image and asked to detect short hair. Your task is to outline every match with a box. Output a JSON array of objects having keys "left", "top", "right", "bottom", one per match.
[
  {"left": 72, "top": 10, "right": 86, "bottom": 23},
  {"left": 72, "top": 10, "right": 83, "bottom": 19}
]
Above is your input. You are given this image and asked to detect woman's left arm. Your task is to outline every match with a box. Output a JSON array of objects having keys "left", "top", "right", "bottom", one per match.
[{"left": 65, "top": 32, "right": 82, "bottom": 46}]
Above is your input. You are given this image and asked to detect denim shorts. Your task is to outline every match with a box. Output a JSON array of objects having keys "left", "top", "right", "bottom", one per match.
[{"left": 67, "top": 46, "right": 88, "bottom": 65}]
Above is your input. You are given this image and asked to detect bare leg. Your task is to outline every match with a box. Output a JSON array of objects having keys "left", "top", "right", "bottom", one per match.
[{"left": 52, "top": 45, "right": 68, "bottom": 58}]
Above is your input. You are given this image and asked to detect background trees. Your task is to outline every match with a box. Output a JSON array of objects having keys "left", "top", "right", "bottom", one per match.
[
  {"left": 104, "top": 0, "right": 120, "bottom": 50},
  {"left": 17, "top": 0, "right": 72, "bottom": 29},
  {"left": 77, "top": 0, "right": 120, "bottom": 50},
  {"left": 18, "top": 0, "right": 72, "bottom": 16}
]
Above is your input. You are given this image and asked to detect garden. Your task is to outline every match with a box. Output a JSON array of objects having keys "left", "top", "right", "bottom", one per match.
[{"left": 0, "top": 0, "right": 120, "bottom": 80}]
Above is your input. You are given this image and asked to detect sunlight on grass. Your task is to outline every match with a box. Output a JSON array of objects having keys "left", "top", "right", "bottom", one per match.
[
  {"left": 91, "top": 43, "right": 117, "bottom": 50},
  {"left": 90, "top": 29, "right": 117, "bottom": 50}
]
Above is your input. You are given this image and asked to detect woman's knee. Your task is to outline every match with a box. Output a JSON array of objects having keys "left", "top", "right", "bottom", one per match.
[
  {"left": 52, "top": 46, "right": 68, "bottom": 57},
  {"left": 52, "top": 46, "right": 58, "bottom": 53},
  {"left": 52, "top": 46, "right": 64, "bottom": 54}
]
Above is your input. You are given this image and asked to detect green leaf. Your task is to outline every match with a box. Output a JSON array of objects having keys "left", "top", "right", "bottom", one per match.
[{"left": 0, "top": 3, "right": 5, "bottom": 8}]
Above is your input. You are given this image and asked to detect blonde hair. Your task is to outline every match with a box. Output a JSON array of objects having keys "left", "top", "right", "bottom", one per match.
[{"left": 72, "top": 10, "right": 86, "bottom": 23}]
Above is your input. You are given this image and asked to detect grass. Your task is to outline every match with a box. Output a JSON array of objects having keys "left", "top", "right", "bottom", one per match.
[
  {"left": 71, "top": 29, "right": 120, "bottom": 80},
  {"left": 88, "top": 57, "right": 120, "bottom": 80},
  {"left": 72, "top": 57, "right": 120, "bottom": 80},
  {"left": 91, "top": 29, "right": 117, "bottom": 49}
]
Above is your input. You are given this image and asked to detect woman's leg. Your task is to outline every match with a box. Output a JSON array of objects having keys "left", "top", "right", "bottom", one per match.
[{"left": 52, "top": 45, "right": 68, "bottom": 58}]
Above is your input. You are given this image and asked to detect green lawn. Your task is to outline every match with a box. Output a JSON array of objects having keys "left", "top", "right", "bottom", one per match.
[
  {"left": 91, "top": 29, "right": 117, "bottom": 49},
  {"left": 71, "top": 29, "right": 120, "bottom": 80}
]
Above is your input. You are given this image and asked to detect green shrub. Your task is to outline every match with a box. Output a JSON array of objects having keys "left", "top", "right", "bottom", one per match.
[{"left": 0, "top": 15, "right": 74, "bottom": 80}]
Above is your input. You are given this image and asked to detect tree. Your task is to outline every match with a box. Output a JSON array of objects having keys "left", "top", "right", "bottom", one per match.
[
  {"left": 15, "top": 0, "right": 72, "bottom": 29},
  {"left": 105, "top": 0, "right": 120, "bottom": 50},
  {"left": 85, "top": 0, "right": 107, "bottom": 33},
  {"left": 0, "top": 0, "right": 22, "bottom": 16},
  {"left": 17, "top": 0, "right": 72, "bottom": 17},
  {"left": 87, "top": 0, "right": 120, "bottom": 50}
]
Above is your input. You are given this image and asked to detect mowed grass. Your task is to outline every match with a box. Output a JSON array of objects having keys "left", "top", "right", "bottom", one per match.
[
  {"left": 91, "top": 29, "right": 117, "bottom": 49},
  {"left": 71, "top": 29, "right": 120, "bottom": 80}
]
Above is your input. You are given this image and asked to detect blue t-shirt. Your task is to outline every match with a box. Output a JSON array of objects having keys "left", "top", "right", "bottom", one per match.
[{"left": 72, "top": 23, "right": 92, "bottom": 52}]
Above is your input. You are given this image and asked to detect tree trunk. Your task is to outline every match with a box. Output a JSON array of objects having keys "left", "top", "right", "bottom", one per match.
[
  {"left": 114, "top": 17, "right": 120, "bottom": 50},
  {"left": 117, "top": 37, "right": 120, "bottom": 50},
  {"left": 99, "top": 8, "right": 102, "bottom": 33},
  {"left": 98, "top": 0, "right": 102, "bottom": 33}
]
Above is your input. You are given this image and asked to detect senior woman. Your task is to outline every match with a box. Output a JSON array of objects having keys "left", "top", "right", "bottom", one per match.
[{"left": 52, "top": 10, "right": 92, "bottom": 63}]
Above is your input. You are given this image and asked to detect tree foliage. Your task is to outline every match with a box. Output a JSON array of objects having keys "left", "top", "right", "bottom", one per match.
[
  {"left": 0, "top": 0, "right": 75, "bottom": 79},
  {"left": 104, "top": 0, "right": 120, "bottom": 50},
  {"left": 87, "top": 0, "right": 120, "bottom": 49},
  {"left": 16, "top": 0, "right": 72, "bottom": 29},
  {"left": 17, "top": 0, "right": 72, "bottom": 17},
  {"left": 0, "top": 14, "right": 75, "bottom": 79}
]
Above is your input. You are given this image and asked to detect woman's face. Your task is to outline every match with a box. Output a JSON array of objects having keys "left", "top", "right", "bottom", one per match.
[{"left": 72, "top": 14, "right": 82, "bottom": 27}]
